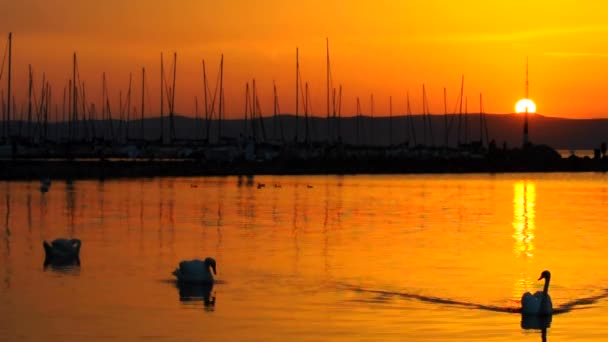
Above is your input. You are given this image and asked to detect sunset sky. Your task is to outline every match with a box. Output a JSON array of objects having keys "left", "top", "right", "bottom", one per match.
[{"left": 1, "top": 0, "right": 608, "bottom": 119}]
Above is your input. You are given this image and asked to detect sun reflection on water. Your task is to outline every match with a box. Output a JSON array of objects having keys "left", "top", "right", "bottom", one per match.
[
  {"left": 512, "top": 181, "right": 536, "bottom": 258},
  {"left": 512, "top": 181, "right": 537, "bottom": 302}
]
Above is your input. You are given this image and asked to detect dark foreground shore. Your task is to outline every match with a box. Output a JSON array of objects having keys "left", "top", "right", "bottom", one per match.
[{"left": 0, "top": 155, "right": 606, "bottom": 180}]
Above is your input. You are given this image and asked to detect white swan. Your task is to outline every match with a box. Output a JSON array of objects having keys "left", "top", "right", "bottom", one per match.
[
  {"left": 172, "top": 257, "right": 217, "bottom": 284},
  {"left": 43, "top": 238, "right": 81, "bottom": 260},
  {"left": 521, "top": 270, "right": 553, "bottom": 315}
]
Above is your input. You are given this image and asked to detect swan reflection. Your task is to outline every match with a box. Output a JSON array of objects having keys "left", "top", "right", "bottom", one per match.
[
  {"left": 521, "top": 315, "right": 551, "bottom": 342},
  {"left": 176, "top": 282, "right": 216, "bottom": 310},
  {"left": 43, "top": 257, "right": 81, "bottom": 274}
]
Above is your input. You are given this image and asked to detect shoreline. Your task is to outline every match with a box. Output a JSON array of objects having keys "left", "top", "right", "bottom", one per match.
[{"left": 0, "top": 156, "right": 606, "bottom": 180}]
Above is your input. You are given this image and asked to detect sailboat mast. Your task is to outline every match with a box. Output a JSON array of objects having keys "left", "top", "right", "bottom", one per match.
[
  {"left": 100, "top": 74, "right": 105, "bottom": 141},
  {"left": 202, "top": 60, "right": 210, "bottom": 143},
  {"left": 479, "top": 92, "right": 483, "bottom": 146},
  {"left": 458, "top": 75, "right": 464, "bottom": 146},
  {"left": 273, "top": 80, "right": 277, "bottom": 140},
  {"left": 6, "top": 32, "right": 11, "bottom": 138},
  {"left": 389, "top": 96, "right": 392, "bottom": 146},
  {"left": 422, "top": 84, "right": 427, "bottom": 146},
  {"left": 356, "top": 96, "right": 361, "bottom": 145},
  {"left": 370, "top": 93, "right": 374, "bottom": 146},
  {"left": 160, "top": 52, "right": 164, "bottom": 143},
  {"left": 337, "top": 85, "right": 342, "bottom": 141},
  {"left": 141, "top": 67, "right": 145, "bottom": 140},
  {"left": 326, "top": 38, "right": 330, "bottom": 143},
  {"left": 443, "top": 87, "right": 448, "bottom": 148},
  {"left": 252, "top": 78, "right": 256, "bottom": 140},
  {"left": 244, "top": 82, "right": 249, "bottom": 138},
  {"left": 72, "top": 53, "right": 77, "bottom": 142},
  {"left": 295, "top": 47, "right": 299, "bottom": 143},
  {"left": 27, "top": 64, "right": 32, "bottom": 142},
  {"left": 218, "top": 54, "right": 224, "bottom": 142},
  {"left": 305, "top": 82, "right": 309, "bottom": 144}
]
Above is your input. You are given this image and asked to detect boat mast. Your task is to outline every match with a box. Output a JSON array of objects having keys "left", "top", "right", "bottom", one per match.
[
  {"left": 305, "top": 82, "right": 309, "bottom": 145},
  {"left": 80, "top": 81, "right": 87, "bottom": 141},
  {"left": 457, "top": 75, "right": 464, "bottom": 147},
  {"left": 406, "top": 91, "right": 416, "bottom": 146},
  {"left": 202, "top": 60, "right": 210, "bottom": 143},
  {"left": 370, "top": 93, "right": 374, "bottom": 145},
  {"left": 356, "top": 96, "right": 361, "bottom": 145},
  {"left": 6, "top": 32, "right": 11, "bottom": 139},
  {"left": 273, "top": 80, "right": 277, "bottom": 140},
  {"left": 160, "top": 52, "right": 164, "bottom": 143},
  {"left": 295, "top": 47, "right": 299, "bottom": 143},
  {"left": 479, "top": 92, "right": 483, "bottom": 146},
  {"left": 443, "top": 87, "right": 448, "bottom": 148},
  {"left": 141, "top": 67, "right": 145, "bottom": 140},
  {"left": 422, "top": 84, "right": 427, "bottom": 146},
  {"left": 243, "top": 82, "right": 248, "bottom": 138},
  {"left": 337, "top": 85, "right": 342, "bottom": 141},
  {"left": 218, "top": 54, "right": 224, "bottom": 142},
  {"left": 251, "top": 78, "right": 256, "bottom": 141},
  {"left": 326, "top": 38, "right": 330, "bottom": 143},
  {"left": 27, "top": 64, "right": 32, "bottom": 143},
  {"left": 389, "top": 95, "right": 392, "bottom": 146},
  {"left": 464, "top": 96, "right": 468, "bottom": 145},
  {"left": 72, "top": 53, "right": 77, "bottom": 142}
]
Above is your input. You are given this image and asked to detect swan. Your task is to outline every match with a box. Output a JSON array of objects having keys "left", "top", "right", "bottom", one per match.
[
  {"left": 43, "top": 238, "right": 81, "bottom": 260},
  {"left": 172, "top": 257, "right": 217, "bottom": 284},
  {"left": 521, "top": 270, "right": 553, "bottom": 315}
]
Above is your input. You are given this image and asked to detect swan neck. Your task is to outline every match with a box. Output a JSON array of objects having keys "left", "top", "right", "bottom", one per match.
[
  {"left": 539, "top": 276, "right": 550, "bottom": 313},
  {"left": 542, "top": 276, "right": 550, "bottom": 295}
]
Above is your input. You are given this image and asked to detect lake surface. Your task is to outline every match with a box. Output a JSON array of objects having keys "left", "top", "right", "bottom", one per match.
[{"left": 1, "top": 173, "right": 608, "bottom": 341}]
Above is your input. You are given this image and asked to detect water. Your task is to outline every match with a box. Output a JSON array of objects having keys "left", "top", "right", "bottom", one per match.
[{"left": 1, "top": 173, "right": 608, "bottom": 341}]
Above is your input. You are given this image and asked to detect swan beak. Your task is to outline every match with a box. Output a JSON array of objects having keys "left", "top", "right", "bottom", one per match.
[
  {"left": 538, "top": 274, "right": 544, "bottom": 280},
  {"left": 211, "top": 264, "right": 217, "bottom": 275}
]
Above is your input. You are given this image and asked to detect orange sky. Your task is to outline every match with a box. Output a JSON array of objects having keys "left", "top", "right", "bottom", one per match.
[{"left": 1, "top": 0, "right": 608, "bottom": 119}]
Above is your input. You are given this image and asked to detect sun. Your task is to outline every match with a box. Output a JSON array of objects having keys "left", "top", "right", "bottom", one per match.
[{"left": 515, "top": 99, "right": 536, "bottom": 114}]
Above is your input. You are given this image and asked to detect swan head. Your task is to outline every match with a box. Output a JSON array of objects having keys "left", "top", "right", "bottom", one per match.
[
  {"left": 538, "top": 270, "right": 551, "bottom": 281},
  {"left": 204, "top": 257, "right": 217, "bottom": 275}
]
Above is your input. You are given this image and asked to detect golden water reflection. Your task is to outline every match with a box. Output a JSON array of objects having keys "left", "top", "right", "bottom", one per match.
[
  {"left": 512, "top": 181, "right": 536, "bottom": 258},
  {"left": 1, "top": 175, "right": 608, "bottom": 341}
]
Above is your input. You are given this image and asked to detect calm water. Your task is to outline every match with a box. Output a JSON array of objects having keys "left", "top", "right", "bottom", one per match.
[{"left": 1, "top": 173, "right": 608, "bottom": 341}]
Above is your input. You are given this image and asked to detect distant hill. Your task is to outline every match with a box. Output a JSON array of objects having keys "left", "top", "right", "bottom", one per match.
[{"left": 9, "top": 113, "right": 608, "bottom": 149}]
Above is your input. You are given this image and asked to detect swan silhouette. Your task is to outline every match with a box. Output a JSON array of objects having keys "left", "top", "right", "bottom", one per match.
[
  {"left": 43, "top": 238, "right": 81, "bottom": 261},
  {"left": 172, "top": 257, "right": 217, "bottom": 284},
  {"left": 521, "top": 270, "right": 553, "bottom": 315}
]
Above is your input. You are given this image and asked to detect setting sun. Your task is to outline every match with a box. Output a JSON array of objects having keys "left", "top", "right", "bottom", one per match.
[{"left": 515, "top": 99, "right": 537, "bottom": 114}]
